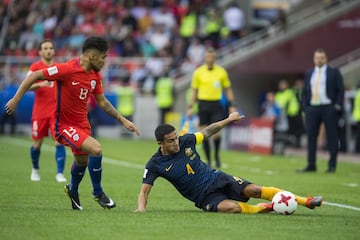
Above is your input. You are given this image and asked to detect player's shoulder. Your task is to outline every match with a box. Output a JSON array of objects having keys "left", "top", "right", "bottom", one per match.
[
  {"left": 29, "top": 60, "right": 47, "bottom": 71},
  {"left": 55, "top": 58, "right": 80, "bottom": 72},
  {"left": 179, "top": 133, "right": 197, "bottom": 145},
  {"left": 145, "top": 153, "right": 161, "bottom": 169}
]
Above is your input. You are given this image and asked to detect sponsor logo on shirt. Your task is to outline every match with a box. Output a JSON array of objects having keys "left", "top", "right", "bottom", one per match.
[{"left": 47, "top": 66, "right": 58, "bottom": 76}]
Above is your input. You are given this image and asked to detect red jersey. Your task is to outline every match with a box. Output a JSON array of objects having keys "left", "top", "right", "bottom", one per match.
[
  {"left": 42, "top": 58, "right": 103, "bottom": 128},
  {"left": 29, "top": 60, "right": 57, "bottom": 119}
]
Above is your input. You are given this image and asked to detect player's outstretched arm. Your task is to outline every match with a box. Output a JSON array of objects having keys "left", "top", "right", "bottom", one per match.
[
  {"left": 5, "top": 70, "right": 45, "bottom": 115},
  {"left": 134, "top": 183, "right": 152, "bottom": 212},
  {"left": 94, "top": 94, "right": 140, "bottom": 136},
  {"left": 28, "top": 80, "right": 52, "bottom": 91},
  {"left": 201, "top": 112, "right": 245, "bottom": 140}
]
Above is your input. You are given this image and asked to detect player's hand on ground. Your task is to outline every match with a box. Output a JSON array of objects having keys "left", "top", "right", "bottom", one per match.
[{"left": 5, "top": 98, "right": 18, "bottom": 115}]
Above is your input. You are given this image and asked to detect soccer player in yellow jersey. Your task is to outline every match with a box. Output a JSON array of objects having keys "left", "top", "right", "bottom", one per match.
[{"left": 187, "top": 48, "right": 236, "bottom": 168}]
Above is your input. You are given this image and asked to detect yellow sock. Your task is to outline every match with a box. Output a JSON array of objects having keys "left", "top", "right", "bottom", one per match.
[
  {"left": 261, "top": 187, "right": 284, "bottom": 201},
  {"left": 295, "top": 196, "right": 307, "bottom": 206},
  {"left": 238, "top": 202, "right": 265, "bottom": 214},
  {"left": 261, "top": 187, "right": 307, "bottom": 206}
]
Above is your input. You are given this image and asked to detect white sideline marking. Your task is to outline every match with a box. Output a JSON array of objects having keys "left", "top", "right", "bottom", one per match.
[
  {"left": 0, "top": 137, "right": 144, "bottom": 170},
  {"left": 2, "top": 137, "right": 360, "bottom": 211},
  {"left": 323, "top": 201, "right": 360, "bottom": 211}
]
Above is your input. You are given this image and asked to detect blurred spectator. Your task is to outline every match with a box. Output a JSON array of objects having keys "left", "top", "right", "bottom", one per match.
[
  {"left": 155, "top": 71, "right": 175, "bottom": 124},
  {"left": 179, "top": 56, "right": 196, "bottom": 76},
  {"left": 18, "top": 26, "right": 41, "bottom": 52},
  {"left": 1, "top": 0, "right": 234, "bottom": 82},
  {"left": 223, "top": 1, "right": 245, "bottom": 42},
  {"left": 114, "top": 75, "right": 136, "bottom": 138},
  {"left": 145, "top": 52, "right": 166, "bottom": 80},
  {"left": 130, "top": 62, "right": 148, "bottom": 91},
  {"left": 137, "top": 8, "right": 153, "bottom": 34},
  {"left": 261, "top": 90, "right": 288, "bottom": 154},
  {"left": 122, "top": 35, "right": 140, "bottom": 57},
  {"left": 203, "top": 8, "right": 222, "bottom": 48},
  {"left": 147, "top": 23, "right": 171, "bottom": 52},
  {"left": 275, "top": 79, "right": 301, "bottom": 147},
  {"left": 291, "top": 79, "right": 306, "bottom": 148},
  {"left": 121, "top": 8, "right": 138, "bottom": 32},
  {"left": 187, "top": 37, "right": 206, "bottom": 67},
  {"left": 152, "top": 5, "right": 177, "bottom": 32},
  {"left": 352, "top": 84, "right": 360, "bottom": 153},
  {"left": 179, "top": 8, "right": 198, "bottom": 50},
  {"left": 3, "top": 24, "right": 20, "bottom": 55},
  {"left": 261, "top": 91, "right": 287, "bottom": 132},
  {"left": 0, "top": 78, "right": 18, "bottom": 135},
  {"left": 42, "top": 8, "right": 58, "bottom": 39}
]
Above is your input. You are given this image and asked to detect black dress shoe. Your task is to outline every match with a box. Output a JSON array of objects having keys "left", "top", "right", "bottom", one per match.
[
  {"left": 325, "top": 168, "right": 336, "bottom": 173},
  {"left": 296, "top": 167, "right": 316, "bottom": 173}
]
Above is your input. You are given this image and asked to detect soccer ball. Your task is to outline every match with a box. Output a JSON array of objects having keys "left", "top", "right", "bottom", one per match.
[{"left": 272, "top": 191, "right": 298, "bottom": 215}]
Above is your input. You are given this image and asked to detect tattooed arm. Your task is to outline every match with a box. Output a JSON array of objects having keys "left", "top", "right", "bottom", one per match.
[
  {"left": 201, "top": 112, "right": 244, "bottom": 140},
  {"left": 94, "top": 94, "right": 140, "bottom": 136}
]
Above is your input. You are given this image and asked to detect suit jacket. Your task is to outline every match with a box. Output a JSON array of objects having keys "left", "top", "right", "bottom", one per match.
[{"left": 301, "top": 66, "right": 344, "bottom": 110}]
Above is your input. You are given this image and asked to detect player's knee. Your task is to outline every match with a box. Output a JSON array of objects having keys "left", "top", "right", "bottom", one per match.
[
  {"left": 33, "top": 140, "right": 43, "bottom": 149},
  {"left": 243, "top": 184, "right": 262, "bottom": 198},
  {"left": 90, "top": 144, "right": 102, "bottom": 156},
  {"left": 217, "top": 200, "right": 241, "bottom": 213}
]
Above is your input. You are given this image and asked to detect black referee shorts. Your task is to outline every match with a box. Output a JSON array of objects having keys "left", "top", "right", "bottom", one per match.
[{"left": 198, "top": 100, "right": 226, "bottom": 126}]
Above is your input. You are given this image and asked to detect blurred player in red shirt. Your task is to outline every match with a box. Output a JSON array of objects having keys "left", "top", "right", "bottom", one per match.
[
  {"left": 5, "top": 36, "right": 140, "bottom": 210},
  {"left": 27, "top": 39, "right": 67, "bottom": 183}
]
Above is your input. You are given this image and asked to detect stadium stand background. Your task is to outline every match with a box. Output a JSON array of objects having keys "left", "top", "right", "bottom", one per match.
[{"left": 1, "top": 0, "right": 360, "bottom": 152}]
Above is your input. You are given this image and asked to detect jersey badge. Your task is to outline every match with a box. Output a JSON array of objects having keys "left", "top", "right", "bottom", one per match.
[
  {"left": 90, "top": 80, "right": 96, "bottom": 90},
  {"left": 47, "top": 66, "right": 58, "bottom": 76},
  {"left": 185, "top": 148, "right": 196, "bottom": 160}
]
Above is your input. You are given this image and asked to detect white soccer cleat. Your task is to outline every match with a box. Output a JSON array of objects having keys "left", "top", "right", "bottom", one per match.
[
  {"left": 55, "top": 173, "right": 67, "bottom": 183},
  {"left": 31, "top": 168, "right": 40, "bottom": 181}
]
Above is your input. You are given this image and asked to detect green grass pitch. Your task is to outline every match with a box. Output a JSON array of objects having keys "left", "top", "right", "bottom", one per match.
[{"left": 0, "top": 136, "right": 359, "bottom": 240}]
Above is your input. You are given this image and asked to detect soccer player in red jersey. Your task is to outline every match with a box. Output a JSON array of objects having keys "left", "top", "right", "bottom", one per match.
[
  {"left": 5, "top": 36, "right": 140, "bottom": 210},
  {"left": 27, "top": 39, "right": 67, "bottom": 183}
]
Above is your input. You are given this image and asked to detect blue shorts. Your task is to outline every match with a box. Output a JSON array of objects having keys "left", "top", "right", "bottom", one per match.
[{"left": 199, "top": 172, "right": 251, "bottom": 212}]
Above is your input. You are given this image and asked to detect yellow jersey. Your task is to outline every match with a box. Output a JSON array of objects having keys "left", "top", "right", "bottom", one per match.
[{"left": 191, "top": 64, "right": 231, "bottom": 101}]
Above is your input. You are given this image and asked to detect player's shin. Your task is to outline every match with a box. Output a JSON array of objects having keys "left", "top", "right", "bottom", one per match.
[
  {"left": 261, "top": 186, "right": 284, "bottom": 200},
  {"left": 55, "top": 145, "right": 66, "bottom": 173},
  {"left": 70, "top": 160, "right": 86, "bottom": 194},
  {"left": 261, "top": 186, "right": 307, "bottom": 206},
  {"left": 30, "top": 146, "right": 40, "bottom": 169},
  {"left": 88, "top": 155, "right": 103, "bottom": 196}
]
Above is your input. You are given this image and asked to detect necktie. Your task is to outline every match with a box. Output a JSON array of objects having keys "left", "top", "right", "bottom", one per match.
[{"left": 312, "top": 70, "right": 321, "bottom": 104}]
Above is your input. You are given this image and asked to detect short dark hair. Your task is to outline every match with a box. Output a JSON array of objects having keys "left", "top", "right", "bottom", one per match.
[
  {"left": 38, "top": 39, "right": 54, "bottom": 50},
  {"left": 155, "top": 124, "right": 175, "bottom": 141},
  {"left": 82, "top": 36, "right": 108, "bottom": 53},
  {"left": 315, "top": 48, "right": 326, "bottom": 54}
]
